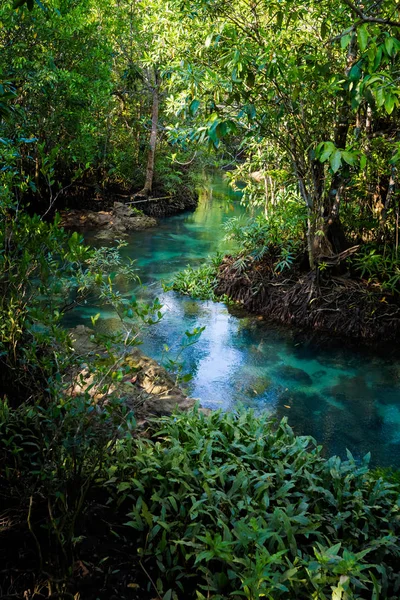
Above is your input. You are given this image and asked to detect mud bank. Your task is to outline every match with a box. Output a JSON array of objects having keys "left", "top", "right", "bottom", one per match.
[{"left": 216, "top": 255, "right": 400, "bottom": 344}]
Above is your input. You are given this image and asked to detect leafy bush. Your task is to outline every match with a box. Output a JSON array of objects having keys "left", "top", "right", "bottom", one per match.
[
  {"left": 169, "top": 253, "right": 223, "bottom": 300},
  {"left": 372, "top": 467, "right": 400, "bottom": 489},
  {"left": 224, "top": 202, "right": 305, "bottom": 273},
  {"left": 0, "top": 391, "right": 136, "bottom": 582},
  {"left": 115, "top": 408, "right": 400, "bottom": 600},
  {"left": 351, "top": 246, "right": 400, "bottom": 293}
]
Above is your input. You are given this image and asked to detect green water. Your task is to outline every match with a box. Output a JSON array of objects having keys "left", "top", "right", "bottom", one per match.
[{"left": 66, "top": 173, "right": 400, "bottom": 467}]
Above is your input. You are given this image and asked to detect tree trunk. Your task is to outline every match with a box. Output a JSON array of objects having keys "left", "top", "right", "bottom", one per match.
[
  {"left": 140, "top": 69, "right": 159, "bottom": 196},
  {"left": 258, "top": 147, "right": 269, "bottom": 218},
  {"left": 321, "top": 33, "right": 358, "bottom": 255}
]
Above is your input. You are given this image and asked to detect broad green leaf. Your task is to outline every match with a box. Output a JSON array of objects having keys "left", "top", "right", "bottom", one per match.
[
  {"left": 330, "top": 149, "right": 342, "bottom": 173},
  {"left": 385, "top": 37, "right": 394, "bottom": 57},
  {"left": 320, "top": 142, "right": 335, "bottom": 162},
  {"left": 385, "top": 94, "right": 395, "bottom": 115},
  {"left": 341, "top": 150, "right": 357, "bottom": 166},
  {"left": 373, "top": 46, "right": 383, "bottom": 70},
  {"left": 357, "top": 25, "right": 368, "bottom": 52},
  {"left": 341, "top": 34, "right": 351, "bottom": 49},
  {"left": 189, "top": 99, "right": 200, "bottom": 115},
  {"left": 348, "top": 63, "right": 361, "bottom": 82},
  {"left": 375, "top": 87, "right": 385, "bottom": 108}
]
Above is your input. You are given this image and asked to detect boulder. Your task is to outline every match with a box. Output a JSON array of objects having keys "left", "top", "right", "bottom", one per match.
[
  {"left": 68, "top": 326, "right": 197, "bottom": 426},
  {"left": 111, "top": 202, "right": 157, "bottom": 232},
  {"left": 60, "top": 202, "right": 157, "bottom": 234},
  {"left": 276, "top": 365, "right": 313, "bottom": 386}
]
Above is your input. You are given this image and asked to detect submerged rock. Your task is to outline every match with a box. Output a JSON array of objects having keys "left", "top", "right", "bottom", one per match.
[
  {"left": 275, "top": 365, "right": 313, "bottom": 386},
  {"left": 60, "top": 202, "right": 157, "bottom": 235},
  {"left": 278, "top": 389, "right": 323, "bottom": 413},
  {"left": 312, "top": 369, "right": 327, "bottom": 380}
]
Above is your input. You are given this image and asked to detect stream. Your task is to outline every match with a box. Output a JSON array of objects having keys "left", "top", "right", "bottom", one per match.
[{"left": 65, "top": 173, "right": 400, "bottom": 467}]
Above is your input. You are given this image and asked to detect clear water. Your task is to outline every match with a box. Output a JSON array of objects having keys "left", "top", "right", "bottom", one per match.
[{"left": 65, "top": 173, "right": 400, "bottom": 467}]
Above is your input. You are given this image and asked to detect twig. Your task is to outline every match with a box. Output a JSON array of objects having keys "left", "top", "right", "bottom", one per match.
[
  {"left": 27, "top": 495, "right": 43, "bottom": 572},
  {"left": 127, "top": 195, "right": 172, "bottom": 205},
  {"left": 342, "top": 0, "right": 400, "bottom": 26},
  {"left": 172, "top": 151, "right": 197, "bottom": 165},
  {"left": 139, "top": 560, "right": 161, "bottom": 600}
]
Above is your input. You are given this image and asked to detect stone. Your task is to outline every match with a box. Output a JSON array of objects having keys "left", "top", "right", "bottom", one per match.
[
  {"left": 68, "top": 326, "right": 196, "bottom": 425},
  {"left": 69, "top": 324, "right": 100, "bottom": 355},
  {"left": 92, "top": 229, "right": 127, "bottom": 242},
  {"left": 312, "top": 370, "right": 327, "bottom": 380},
  {"left": 276, "top": 365, "right": 313, "bottom": 386},
  {"left": 60, "top": 203, "right": 157, "bottom": 234}
]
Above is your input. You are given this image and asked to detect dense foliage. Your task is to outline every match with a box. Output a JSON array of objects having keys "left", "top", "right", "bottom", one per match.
[
  {"left": 0, "top": 0, "right": 201, "bottom": 207},
  {"left": 173, "top": 0, "right": 400, "bottom": 269},
  {"left": 2, "top": 1, "right": 400, "bottom": 598},
  {"left": 2, "top": 403, "right": 400, "bottom": 599},
  {"left": 169, "top": 254, "right": 222, "bottom": 300},
  {"left": 120, "top": 409, "right": 400, "bottom": 600}
]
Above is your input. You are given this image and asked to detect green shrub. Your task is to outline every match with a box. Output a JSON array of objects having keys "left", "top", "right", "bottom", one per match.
[
  {"left": 115, "top": 408, "right": 400, "bottom": 600},
  {"left": 223, "top": 208, "right": 304, "bottom": 273},
  {"left": 372, "top": 467, "right": 400, "bottom": 489},
  {"left": 168, "top": 253, "right": 223, "bottom": 300},
  {"left": 350, "top": 246, "right": 400, "bottom": 293}
]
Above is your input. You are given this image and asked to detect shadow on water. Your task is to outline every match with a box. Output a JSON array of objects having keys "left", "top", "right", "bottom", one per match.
[{"left": 64, "top": 172, "right": 400, "bottom": 467}]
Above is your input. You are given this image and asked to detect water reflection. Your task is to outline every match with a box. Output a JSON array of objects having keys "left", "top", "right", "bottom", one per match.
[{"left": 65, "top": 173, "right": 400, "bottom": 467}]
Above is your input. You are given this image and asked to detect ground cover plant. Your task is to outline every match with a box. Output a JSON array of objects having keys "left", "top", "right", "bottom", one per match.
[{"left": 2, "top": 403, "right": 400, "bottom": 599}]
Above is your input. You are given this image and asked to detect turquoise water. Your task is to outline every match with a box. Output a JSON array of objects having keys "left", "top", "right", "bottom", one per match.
[{"left": 66, "top": 174, "right": 400, "bottom": 467}]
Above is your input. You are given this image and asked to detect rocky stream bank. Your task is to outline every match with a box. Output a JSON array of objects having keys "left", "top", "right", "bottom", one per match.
[{"left": 70, "top": 325, "right": 199, "bottom": 427}]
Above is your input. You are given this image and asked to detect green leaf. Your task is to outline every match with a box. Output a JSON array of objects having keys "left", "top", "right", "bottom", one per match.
[
  {"left": 330, "top": 149, "right": 342, "bottom": 173},
  {"left": 373, "top": 45, "right": 383, "bottom": 70},
  {"left": 384, "top": 37, "right": 394, "bottom": 57},
  {"left": 389, "top": 150, "right": 400, "bottom": 165},
  {"left": 181, "top": 373, "right": 193, "bottom": 382},
  {"left": 375, "top": 87, "right": 385, "bottom": 108},
  {"left": 117, "top": 481, "right": 131, "bottom": 493},
  {"left": 384, "top": 94, "right": 395, "bottom": 115},
  {"left": 341, "top": 150, "right": 357, "bottom": 166},
  {"left": 189, "top": 99, "right": 200, "bottom": 116},
  {"left": 348, "top": 63, "right": 361, "bottom": 82},
  {"left": 205, "top": 33, "right": 213, "bottom": 48},
  {"left": 320, "top": 142, "right": 335, "bottom": 162},
  {"left": 341, "top": 34, "right": 351, "bottom": 49},
  {"left": 357, "top": 25, "right": 368, "bottom": 52}
]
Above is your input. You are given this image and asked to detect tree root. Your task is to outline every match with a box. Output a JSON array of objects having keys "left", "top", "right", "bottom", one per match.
[{"left": 216, "top": 256, "right": 400, "bottom": 343}]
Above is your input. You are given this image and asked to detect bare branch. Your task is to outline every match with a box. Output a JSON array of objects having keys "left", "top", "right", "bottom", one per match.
[{"left": 342, "top": 0, "right": 400, "bottom": 27}]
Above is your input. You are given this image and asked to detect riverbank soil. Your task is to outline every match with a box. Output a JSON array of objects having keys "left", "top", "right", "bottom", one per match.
[
  {"left": 216, "top": 255, "right": 400, "bottom": 343},
  {"left": 55, "top": 179, "right": 198, "bottom": 219}
]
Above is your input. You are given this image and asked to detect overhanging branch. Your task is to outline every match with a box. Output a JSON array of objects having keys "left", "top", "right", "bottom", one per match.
[{"left": 342, "top": 0, "right": 400, "bottom": 27}]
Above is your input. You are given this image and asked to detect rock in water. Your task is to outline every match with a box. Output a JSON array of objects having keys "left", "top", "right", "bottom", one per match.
[
  {"left": 276, "top": 365, "right": 313, "bottom": 386},
  {"left": 60, "top": 202, "right": 157, "bottom": 235}
]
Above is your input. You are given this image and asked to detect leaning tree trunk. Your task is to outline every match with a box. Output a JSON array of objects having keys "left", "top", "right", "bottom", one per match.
[{"left": 140, "top": 70, "right": 159, "bottom": 197}]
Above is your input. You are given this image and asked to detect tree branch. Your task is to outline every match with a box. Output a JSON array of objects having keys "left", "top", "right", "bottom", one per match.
[{"left": 342, "top": 0, "right": 400, "bottom": 27}]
